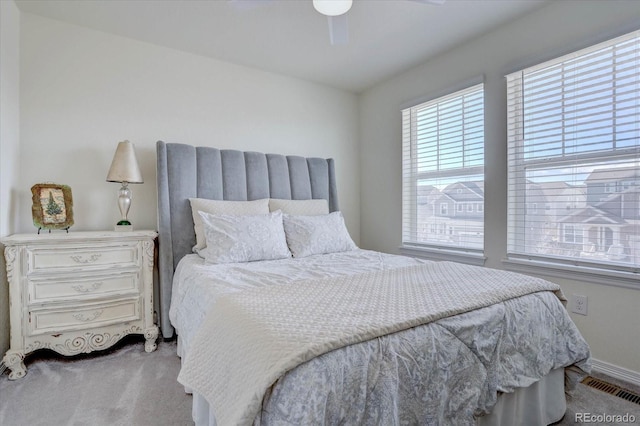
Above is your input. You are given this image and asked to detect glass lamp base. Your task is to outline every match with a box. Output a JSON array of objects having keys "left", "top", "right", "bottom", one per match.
[{"left": 117, "top": 220, "right": 132, "bottom": 226}]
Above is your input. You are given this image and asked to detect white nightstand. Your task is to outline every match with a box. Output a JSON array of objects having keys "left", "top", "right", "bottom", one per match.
[{"left": 1, "top": 230, "right": 159, "bottom": 380}]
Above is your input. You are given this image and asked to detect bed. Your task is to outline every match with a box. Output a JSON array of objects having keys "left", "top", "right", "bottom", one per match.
[{"left": 156, "top": 141, "right": 591, "bottom": 426}]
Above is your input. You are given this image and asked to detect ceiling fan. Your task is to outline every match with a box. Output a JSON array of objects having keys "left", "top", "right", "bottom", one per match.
[{"left": 312, "top": 0, "right": 446, "bottom": 45}]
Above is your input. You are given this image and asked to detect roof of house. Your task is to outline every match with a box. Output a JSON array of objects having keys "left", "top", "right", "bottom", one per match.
[
  {"left": 417, "top": 184, "right": 440, "bottom": 197},
  {"left": 586, "top": 166, "right": 638, "bottom": 183},
  {"left": 442, "top": 181, "right": 484, "bottom": 202},
  {"left": 538, "top": 181, "right": 585, "bottom": 197},
  {"left": 557, "top": 205, "right": 626, "bottom": 225},
  {"left": 417, "top": 184, "right": 441, "bottom": 204}
]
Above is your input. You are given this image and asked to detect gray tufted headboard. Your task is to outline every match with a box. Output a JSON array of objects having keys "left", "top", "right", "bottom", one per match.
[{"left": 156, "top": 141, "right": 339, "bottom": 338}]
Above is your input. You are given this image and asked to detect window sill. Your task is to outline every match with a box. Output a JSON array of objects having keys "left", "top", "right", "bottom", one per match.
[
  {"left": 400, "top": 245, "right": 486, "bottom": 266},
  {"left": 502, "top": 257, "right": 639, "bottom": 290}
]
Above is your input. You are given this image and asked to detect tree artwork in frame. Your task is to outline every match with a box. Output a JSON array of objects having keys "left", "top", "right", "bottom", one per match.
[{"left": 31, "top": 183, "right": 74, "bottom": 233}]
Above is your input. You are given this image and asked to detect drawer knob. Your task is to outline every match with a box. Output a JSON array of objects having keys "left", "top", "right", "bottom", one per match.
[
  {"left": 72, "top": 310, "right": 103, "bottom": 322},
  {"left": 71, "top": 282, "right": 103, "bottom": 293},
  {"left": 69, "top": 254, "right": 102, "bottom": 264}
]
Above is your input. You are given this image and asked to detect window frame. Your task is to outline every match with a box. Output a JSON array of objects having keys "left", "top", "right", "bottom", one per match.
[
  {"left": 504, "top": 30, "right": 640, "bottom": 288},
  {"left": 400, "top": 81, "right": 486, "bottom": 265}
]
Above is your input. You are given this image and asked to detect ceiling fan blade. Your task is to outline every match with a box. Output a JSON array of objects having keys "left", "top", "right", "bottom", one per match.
[{"left": 327, "top": 14, "right": 349, "bottom": 45}]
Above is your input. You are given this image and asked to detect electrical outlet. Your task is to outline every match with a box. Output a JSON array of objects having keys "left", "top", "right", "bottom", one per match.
[{"left": 572, "top": 294, "right": 588, "bottom": 316}]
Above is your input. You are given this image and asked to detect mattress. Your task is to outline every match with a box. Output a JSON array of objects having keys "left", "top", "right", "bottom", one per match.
[{"left": 171, "top": 249, "right": 590, "bottom": 425}]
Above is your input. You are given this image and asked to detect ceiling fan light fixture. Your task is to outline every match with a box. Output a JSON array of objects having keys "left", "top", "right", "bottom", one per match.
[{"left": 313, "top": 0, "right": 352, "bottom": 17}]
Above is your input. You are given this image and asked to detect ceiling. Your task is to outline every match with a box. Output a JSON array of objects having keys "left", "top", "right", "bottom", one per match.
[{"left": 15, "top": 0, "right": 549, "bottom": 93}]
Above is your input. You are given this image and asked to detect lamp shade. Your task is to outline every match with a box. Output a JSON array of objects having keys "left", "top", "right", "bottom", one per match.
[{"left": 106, "top": 140, "right": 143, "bottom": 184}]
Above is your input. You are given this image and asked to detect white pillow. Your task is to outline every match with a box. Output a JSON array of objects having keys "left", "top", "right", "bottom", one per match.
[
  {"left": 269, "top": 198, "right": 329, "bottom": 216},
  {"left": 198, "top": 210, "right": 291, "bottom": 264},
  {"left": 283, "top": 211, "right": 357, "bottom": 258},
  {"left": 189, "top": 198, "right": 269, "bottom": 251}
]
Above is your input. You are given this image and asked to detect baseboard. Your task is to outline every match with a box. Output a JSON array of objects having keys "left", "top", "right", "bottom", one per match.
[{"left": 591, "top": 358, "right": 640, "bottom": 387}]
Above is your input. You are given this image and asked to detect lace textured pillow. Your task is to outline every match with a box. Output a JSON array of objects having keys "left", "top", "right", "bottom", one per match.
[
  {"left": 283, "top": 211, "right": 357, "bottom": 258},
  {"left": 198, "top": 210, "right": 291, "bottom": 264},
  {"left": 189, "top": 198, "right": 270, "bottom": 252}
]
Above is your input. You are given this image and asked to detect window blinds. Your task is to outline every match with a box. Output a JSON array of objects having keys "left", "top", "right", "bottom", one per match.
[
  {"left": 506, "top": 30, "right": 640, "bottom": 271},
  {"left": 402, "top": 83, "right": 484, "bottom": 252}
]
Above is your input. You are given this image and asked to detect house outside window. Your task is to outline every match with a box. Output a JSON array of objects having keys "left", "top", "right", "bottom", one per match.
[
  {"left": 506, "top": 30, "right": 640, "bottom": 274},
  {"left": 401, "top": 83, "right": 484, "bottom": 254}
]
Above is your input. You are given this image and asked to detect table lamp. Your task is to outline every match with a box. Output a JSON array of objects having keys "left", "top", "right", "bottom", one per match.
[{"left": 106, "top": 140, "right": 143, "bottom": 230}]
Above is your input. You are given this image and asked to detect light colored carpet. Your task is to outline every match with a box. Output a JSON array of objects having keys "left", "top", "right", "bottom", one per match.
[
  {"left": 0, "top": 337, "right": 192, "bottom": 426},
  {"left": 1, "top": 337, "right": 639, "bottom": 425}
]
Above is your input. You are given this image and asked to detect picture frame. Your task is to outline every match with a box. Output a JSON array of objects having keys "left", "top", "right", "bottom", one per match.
[{"left": 31, "top": 183, "right": 74, "bottom": 233}]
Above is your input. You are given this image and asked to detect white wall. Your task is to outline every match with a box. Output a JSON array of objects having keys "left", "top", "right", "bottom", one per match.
[
  {"left": 1, "top": 0, "right": 20, "bottom": 236},
  {"left": 360, "top": 0, "right": 640, "bottom": 375},
  {"left": 18, "top": 13, "right": 360, "bottom": 242},
  {"left": 0, "top": 0, "right": 21, "bottom": 361}
]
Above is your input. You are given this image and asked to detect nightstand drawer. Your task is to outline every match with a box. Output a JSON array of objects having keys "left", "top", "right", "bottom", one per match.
[
  {"left": 27, "top": 244, "right": 138, "bottom": 273},
  {"left": 28, "top": 272, "right": 138, "bottom": 303},
  {"left": 29, "top": 298, "right": 140, "bottom": 335}
]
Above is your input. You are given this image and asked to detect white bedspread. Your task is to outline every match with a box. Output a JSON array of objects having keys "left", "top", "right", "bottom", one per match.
[
  {"left": 169, "top": 249, "right": 422, "bottom": 353},
  {"left": 173, "top": 251, "right": 590, "bottom": 426}
]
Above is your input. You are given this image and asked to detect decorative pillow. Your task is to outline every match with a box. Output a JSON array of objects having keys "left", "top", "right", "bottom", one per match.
[
  {"left": 197, "top": 210, "right": 291, "bottom": 264},
  {"left": 268, "top": 198, "right": 329, "bottom": 216},
  {"left": 283, "top": 211, "right": 357, "bottom": 258},
  {"left": 189, "top": 198, "right": 269, "bottom": 251}
]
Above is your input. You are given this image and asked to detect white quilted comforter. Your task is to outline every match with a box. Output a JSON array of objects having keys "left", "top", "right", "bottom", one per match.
[{"left": 171, "top": 250, "right": 591, "bottom": 425}]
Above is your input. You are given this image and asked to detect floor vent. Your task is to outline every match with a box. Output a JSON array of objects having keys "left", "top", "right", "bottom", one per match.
[{"left": 582, "top": 376, "right": 640, "bottom": 405}]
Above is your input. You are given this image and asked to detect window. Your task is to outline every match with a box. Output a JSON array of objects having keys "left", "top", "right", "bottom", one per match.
[
  {"left": 507, "top": 30, "right": 640, "bottom": 272},
  {"left": 402, "top": 83, "right": 484, "bottom": 253},
  {"left": 605, "top": 183, "right": 616, "bottom": 194},
  {"left": 562, "top": 225, "right": 584, "bottom": 244}
]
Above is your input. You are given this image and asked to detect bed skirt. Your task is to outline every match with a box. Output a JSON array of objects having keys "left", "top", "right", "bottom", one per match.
[
  {"left": 189, "top": 366, "right": 566, "bottom": 426},
  {"left": 476, "top": 367, "right": 566, "bottom": 426}
]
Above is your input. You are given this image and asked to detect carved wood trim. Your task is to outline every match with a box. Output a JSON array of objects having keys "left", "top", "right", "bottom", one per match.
[
  {"left": 25, "top": 327, "right": 143, "bottom": 356},
  {"left": 69, "top": 253, "right": 102, "bottom": 264},
  {"left": 4, "top": 246, "right": 17, "bottom": 284}
]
